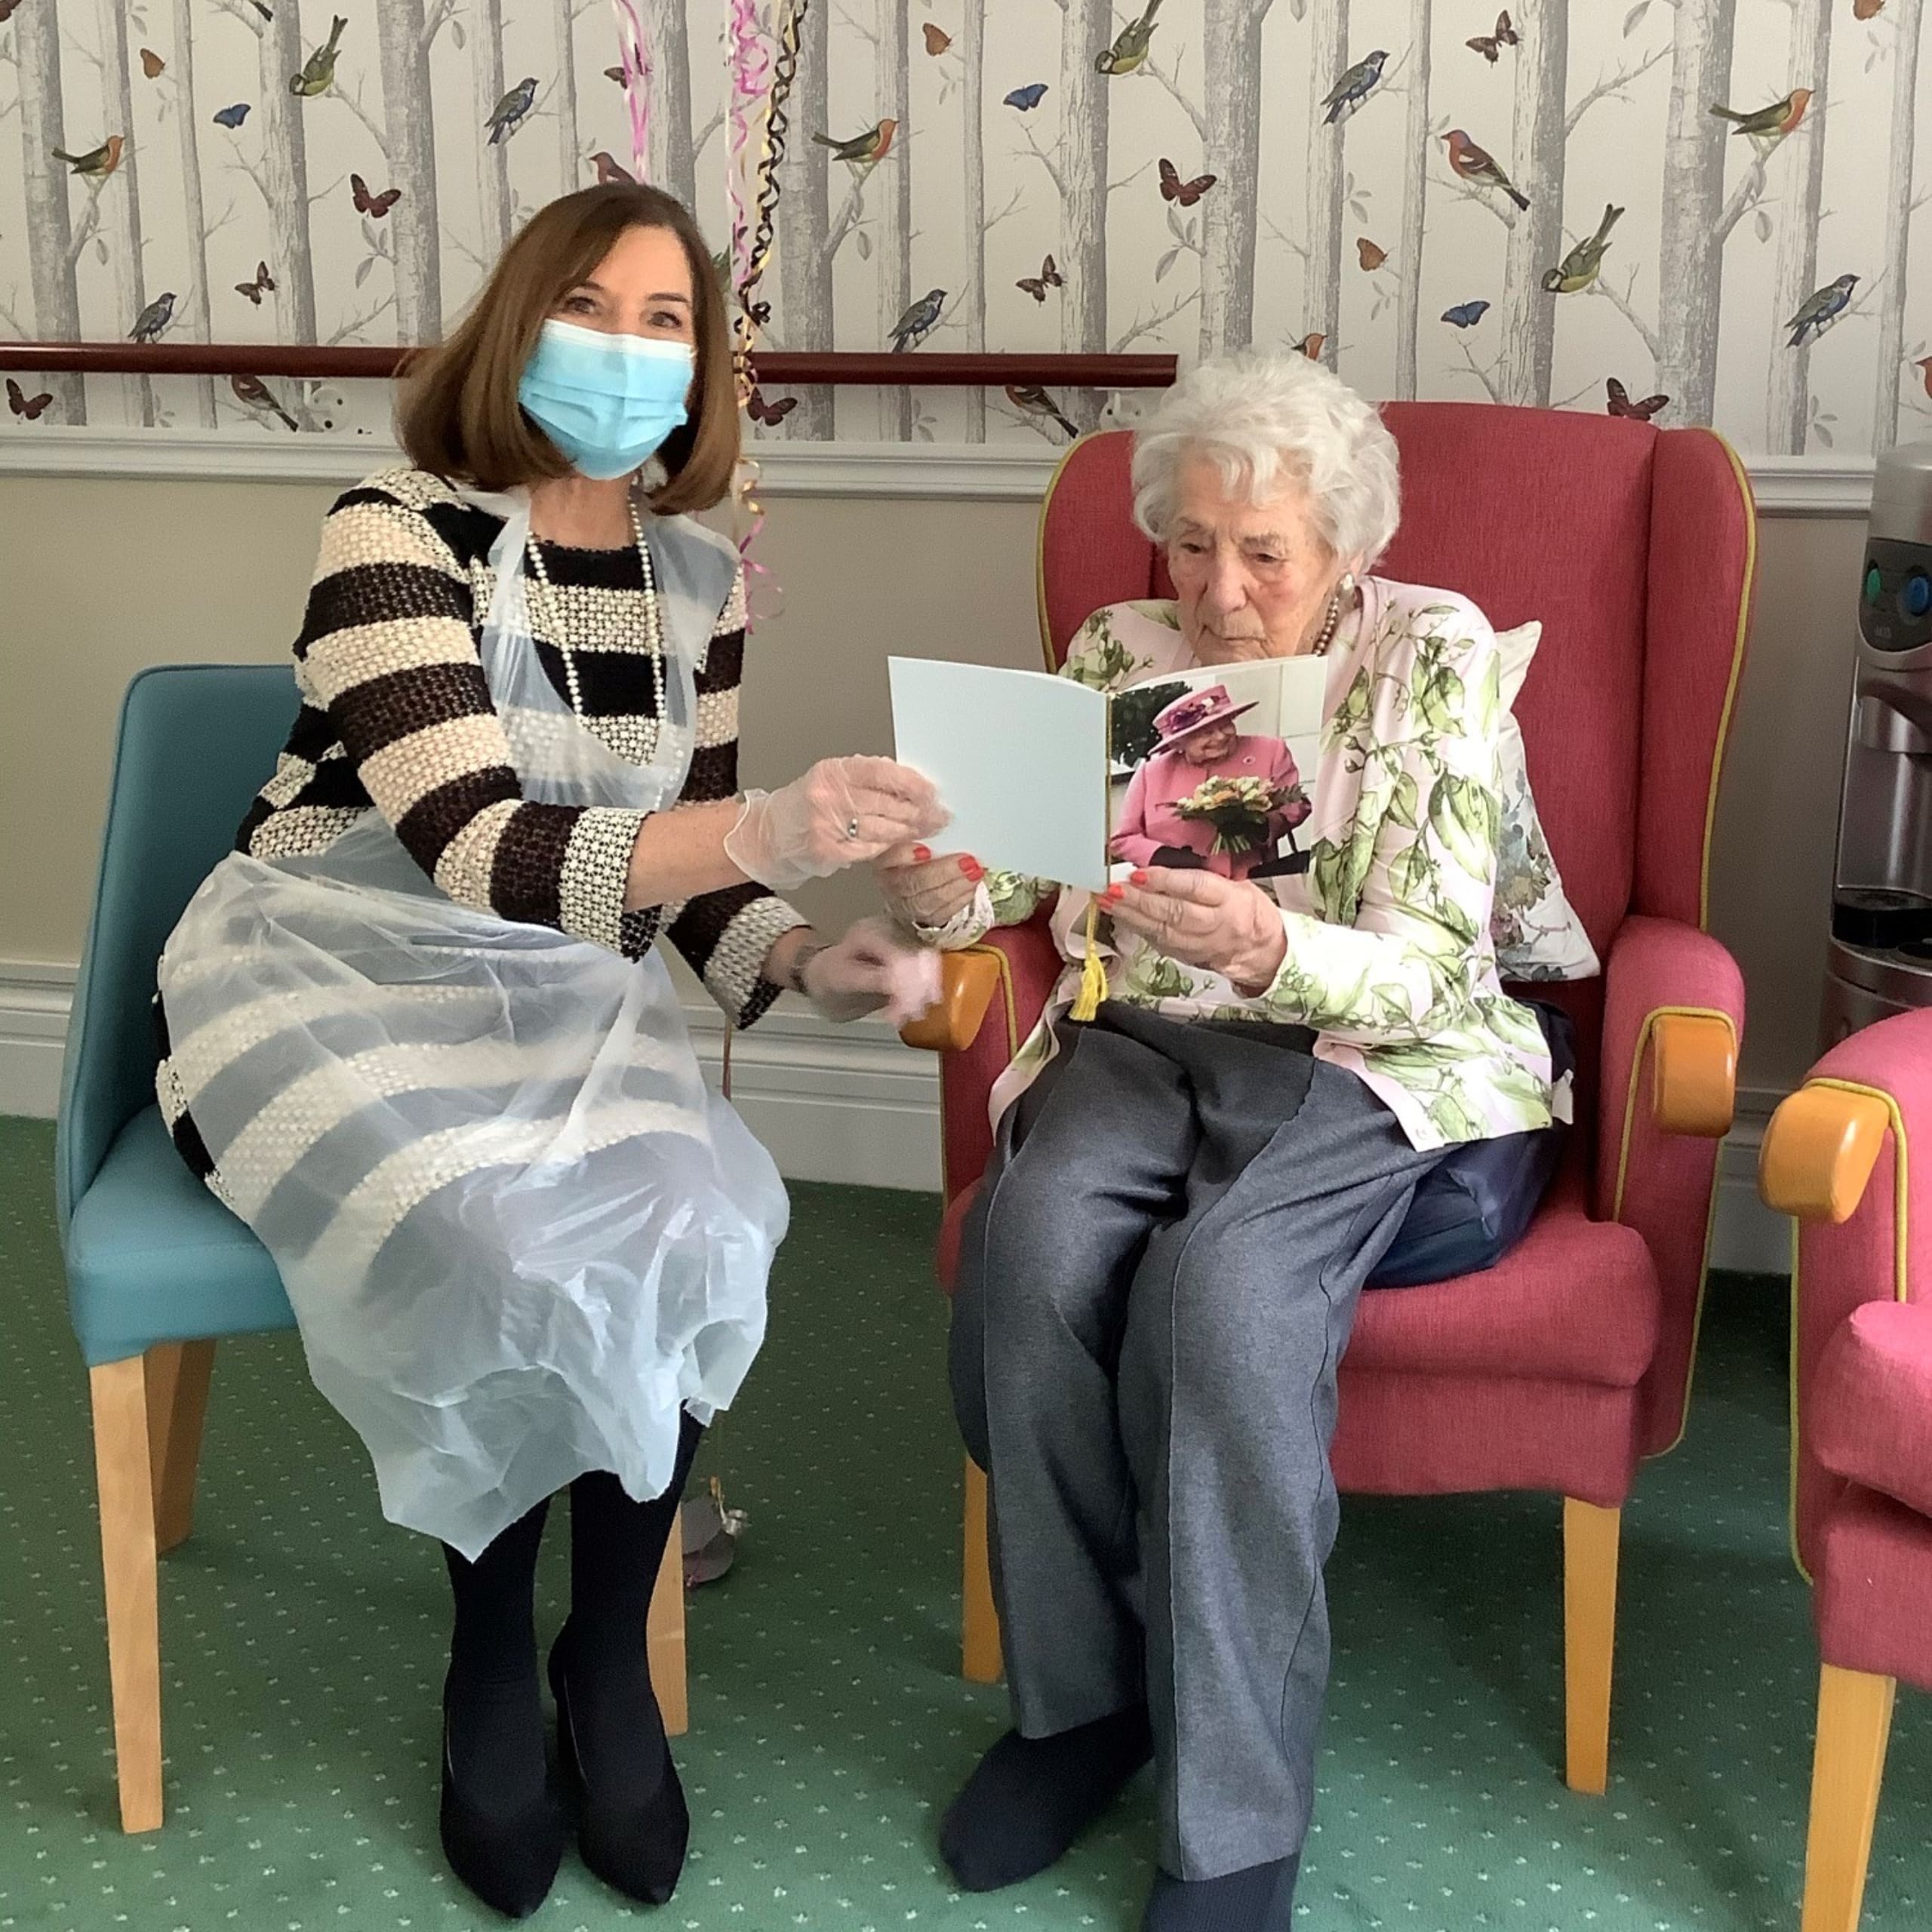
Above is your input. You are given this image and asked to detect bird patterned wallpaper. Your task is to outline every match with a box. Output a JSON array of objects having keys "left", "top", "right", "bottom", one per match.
[{"left": 0, "top": 0, "right": 1927, "bottom": 461}]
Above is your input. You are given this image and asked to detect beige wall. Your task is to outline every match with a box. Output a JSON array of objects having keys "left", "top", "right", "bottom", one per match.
[{"left": 0, "top": 474, "right": 1863, "bottom": 1094}]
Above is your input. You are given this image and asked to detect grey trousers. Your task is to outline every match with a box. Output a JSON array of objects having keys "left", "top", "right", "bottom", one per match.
[{"left": 949, "top": 1005, "right": 1440, "bottom": 1880}]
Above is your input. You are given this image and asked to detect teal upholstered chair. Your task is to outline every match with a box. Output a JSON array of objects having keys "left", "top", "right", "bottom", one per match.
[
  {"left": 58, "top": 664, "right": 694, "bottom": 1835},
  {"left": 57, "top": 664, "right": 299, "bottom": 1832}
]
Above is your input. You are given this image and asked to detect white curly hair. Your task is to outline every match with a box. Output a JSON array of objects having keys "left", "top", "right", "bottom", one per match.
[{"left": 1129, "top": 351, "right": 1401, "bottom": 568}]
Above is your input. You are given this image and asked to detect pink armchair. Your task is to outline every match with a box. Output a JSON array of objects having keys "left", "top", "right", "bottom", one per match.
[
  {"left": 906, "top": 407, "right": 1754, "bottom": 1794},
  {"left": 1760, "top": 1008, "right": 1932, "bottom": 1932}
]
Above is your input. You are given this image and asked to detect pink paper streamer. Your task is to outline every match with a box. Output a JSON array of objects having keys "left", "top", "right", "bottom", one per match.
[
  {"left": 725, "top": 0, "right": 775, "bottom": 300},
  {"left": 610, "top": 0, "right": 652, "bottom": 183}
]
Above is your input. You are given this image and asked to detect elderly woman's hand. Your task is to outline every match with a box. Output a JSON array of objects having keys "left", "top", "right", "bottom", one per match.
[
  {"left": 875, "top": 843, "right": 985, "bottom": 931},
  {"left": 1105, "top": 866, "right": 1288, "bottom": 992}
]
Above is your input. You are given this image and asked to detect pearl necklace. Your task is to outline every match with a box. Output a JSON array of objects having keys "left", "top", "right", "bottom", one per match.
[
  {"left": 1308, "top": 575, "right": 1356, "bottom": 657},
  {"left": 522, "top": 497, "right": 666, "bottom": 725}
]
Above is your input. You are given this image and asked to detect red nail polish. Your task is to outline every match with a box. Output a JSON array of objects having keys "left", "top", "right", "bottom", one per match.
[
  {"left": 1104, "top": 884, "right": 1124, "bottom": 902},
  {"left": 914, "top": 845, "right": 932, "bottom": 863},
  {"left": 1131, "top": 869, "right": 1149, "bottom": 887},
  {"left": 957, "top": 855, "right": 977, "bottom": 875}
]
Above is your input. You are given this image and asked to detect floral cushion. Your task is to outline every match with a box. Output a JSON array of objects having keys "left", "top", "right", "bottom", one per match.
[{"left": 1490, "top": 622, "right": 1598, "bottom": 983}]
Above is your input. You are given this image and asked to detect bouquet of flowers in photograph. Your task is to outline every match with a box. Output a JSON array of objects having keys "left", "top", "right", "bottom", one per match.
[{"left": 1172, "top": 775, "right": 1302, "bottom": 856}]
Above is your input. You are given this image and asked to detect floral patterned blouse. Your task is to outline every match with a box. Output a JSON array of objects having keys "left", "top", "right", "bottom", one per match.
[{"left": 934, "top": 584, "right": 1563, "bottom": 1152}]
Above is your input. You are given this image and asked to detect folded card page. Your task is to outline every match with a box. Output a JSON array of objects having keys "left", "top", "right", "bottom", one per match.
[{"left": 888, "top": 657, "right": 1112, "bottom": 890}]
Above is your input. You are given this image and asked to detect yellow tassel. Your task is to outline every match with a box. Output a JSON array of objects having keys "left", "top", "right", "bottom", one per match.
[{"left": 1069, "top": 898, "right": 1106, "bottom": 1023}]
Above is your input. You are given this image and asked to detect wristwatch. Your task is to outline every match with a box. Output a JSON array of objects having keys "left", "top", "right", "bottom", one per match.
[{"left": 784, "top": 937, "right": 829, "bottom": 995}]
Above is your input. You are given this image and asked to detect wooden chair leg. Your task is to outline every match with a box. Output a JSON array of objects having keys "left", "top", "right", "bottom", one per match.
[
  {"left": 1562, "top": 1497, "right": 1620, "bottom": 1795},
  {"left": 1801, "top": 1663, "right": 1896, "bottom": 1932},
  {"left": 963, "top": 1457, "right": 1003, "bottom": 1684},
  {"left": 144, "top": 1341, "right": 215, "bottom": 1556},
  {"left": 91, "top": 1358, "right": 165, "bottom": 1832},
  {"left": 648, "top": 1504, "right": 688, "bottom": 1738}
]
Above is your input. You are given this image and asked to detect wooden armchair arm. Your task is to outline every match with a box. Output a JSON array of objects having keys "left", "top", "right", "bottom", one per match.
[
  {"left": 1759, "top": 1084, "right": 1893, "bottom": 1224},
  {"left": 900, "top": 949, "right": 1004, "bottom": 1054},
  {"left": 1651, "top": 1011, "right": 1737, "bottom": 1137}
]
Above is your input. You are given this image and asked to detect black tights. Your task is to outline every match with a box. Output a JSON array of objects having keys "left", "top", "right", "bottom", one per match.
[{"left": 441, "top": 1414, "right": 703, "bottom": 1811}]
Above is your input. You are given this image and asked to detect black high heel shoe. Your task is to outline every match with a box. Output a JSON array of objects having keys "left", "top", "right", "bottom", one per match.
[
  {"left": 438, "top": 1683, "right": 568, "bottom": 1921},
  {"left": 548, "top": 1626, "right": 691, "bottom": 1906}
]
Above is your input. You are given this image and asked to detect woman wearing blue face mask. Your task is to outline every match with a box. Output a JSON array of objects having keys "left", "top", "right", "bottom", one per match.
[{"left": 151, "top": 183, "right": 946, "bottom": 1918}]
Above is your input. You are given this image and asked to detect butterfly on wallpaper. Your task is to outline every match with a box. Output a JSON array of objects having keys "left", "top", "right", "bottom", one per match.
[
  {"left": 1356, "top": 237, "right": 1387, "bottom": 272},
  {"left": 1441, "top": 300, "right": 1491, "bottom": 328},
  {"left": 1292, "top": 333, "right": 1326, "bottom": 361},
  {"left": 1605, "top": 377, "right": 1669, "bottom": 421},
  {"left": 6, "top": 378, "right": 54, "bottom": 420},
  {"left": 605, "top": 65, "right": 628, "bottom": 82},
  {"left": 212, "top": 103, "right": 251, "bottom": 128},
  {"left": 1853, "top": 0, "right": 1887, "bottom": 17},
  {"left": 746, "top": 388, "right": 797, "bottom": 426},
  {"left": 234, "top": 260, "right": 276, "bottom": 304},
  {"left": 1466, "top": 11, "right": 1519, "bottom": 62},
  {"left": 140, "top": 48, "right": 165, "bottom": 79},
  {"left": 923, "top": 23, "right": 952, "bottom": 54},
  {"left": 1159, "top": 158, "right": 1217, "bottom": 207},
  {"left": 1016, "top": 254, "right": 1063, "bottom": 302},
  {"left": 352, "top": 173, "right": 402, "bottom": 217},
  {"left": 1004, "top": 82, "right": 1049, "bottom": 111},
  {"left": 0, "top": 0, "right": 26, "bottom": 20}
]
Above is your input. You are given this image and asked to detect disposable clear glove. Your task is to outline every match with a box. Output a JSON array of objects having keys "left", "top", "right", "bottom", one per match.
[
  {"left": 801, "top": 917, "right": 943, "bottom": 1026},
  {"left": 727, "top": 757, "right": 948, "bottom": 892}
]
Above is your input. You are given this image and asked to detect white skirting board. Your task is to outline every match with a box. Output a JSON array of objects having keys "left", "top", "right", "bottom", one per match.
[{"left": 0, "top": 955, "right": 1788, "bottom": 1272}]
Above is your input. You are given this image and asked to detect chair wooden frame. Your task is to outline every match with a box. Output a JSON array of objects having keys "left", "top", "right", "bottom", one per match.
[{"left": 88, "top": 1346, "right": 687, "bottom": 1832}]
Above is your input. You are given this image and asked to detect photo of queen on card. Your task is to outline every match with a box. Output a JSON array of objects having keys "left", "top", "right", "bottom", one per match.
[{"left": 1111, "top": 680, "right": 1313, "bottom": 881}]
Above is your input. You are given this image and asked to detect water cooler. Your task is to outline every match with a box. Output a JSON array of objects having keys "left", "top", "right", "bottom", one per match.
[{"left": 1820, "top": 441, "right": 1932, "bottom": 1045}]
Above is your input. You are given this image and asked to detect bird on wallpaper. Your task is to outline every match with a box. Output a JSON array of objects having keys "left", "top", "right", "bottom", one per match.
[
  {"left": 129, "top": 292, "right": 177, "bottom": 343},
  {"left": 1786, "top": 273, "right": 1859, "bottom": 347},
  {"left": 1707, "top": 88, "right": 1811, "bottom": 141},
  {"left": 1442, "top": 131, "right": 1529, "bottom": 210},
  {"left": 1096, "top": 0, "right": 1162, "bottom": 75},
  {"left": 487, "top": 77, "right": 540, "bottom": 144},
  {"left": 1540, "top": 203, "right": 1623, "bottom": 294},
  {"left": 1604, "top": 378, "right": 1669, "bottom": 421},
  {"left": 212, "top": 102, "right": 251, "bottom": 128},
  {"left": 288, "top": 15, "right": 346, "bottom": 97},
  {"left": 232, "top": 371, "right": 300, "bottom": 432},
  {"left": 592, "top": 150, "right": 637, "bottom": 184},
  {"left": 1006, "top": 384, "right": 1080, "bottom": 438},
  {"left": 1004, "top": 82, "right": 1049, "bottom": 111},
  {"left": 889, "top": 288, "right": 947, "bottom": 352},
  {"left": 812, "top": 119, "right": 897, "bottom": 164},
  {"left": 1321, "top": 50, "right": 1388, "bottom": 125},
  {"left": 52, "top": 135, "right": 125, "bottom": 179}
]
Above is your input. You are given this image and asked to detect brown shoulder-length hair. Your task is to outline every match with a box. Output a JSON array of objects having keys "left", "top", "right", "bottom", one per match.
[{"left": 397, "top": 183, "right": 738, "bottom": 513}]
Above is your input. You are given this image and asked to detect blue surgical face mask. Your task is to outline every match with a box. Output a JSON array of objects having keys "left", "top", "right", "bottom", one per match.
[{"left": 517, "top": 317, "right": 694, "bottom": 481}]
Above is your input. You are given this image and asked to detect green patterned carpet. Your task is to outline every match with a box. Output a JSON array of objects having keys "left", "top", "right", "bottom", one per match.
[{"left": 0, "top": 1112, "right": 1924, "bottom": 1932}]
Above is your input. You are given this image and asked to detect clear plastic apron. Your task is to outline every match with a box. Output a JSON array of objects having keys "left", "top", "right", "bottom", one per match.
[{"left": 157, "top": 496, "right": 786, "bottom": 1559}]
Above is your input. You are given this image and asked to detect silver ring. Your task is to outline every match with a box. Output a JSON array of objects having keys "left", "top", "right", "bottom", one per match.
[{"left": 843, "top": 816, "right": 861, "bottom": 841}]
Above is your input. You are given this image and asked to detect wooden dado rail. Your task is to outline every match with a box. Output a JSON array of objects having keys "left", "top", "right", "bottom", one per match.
[{"left": 5, "top": 343, "right": 1178, "bottom": 389}]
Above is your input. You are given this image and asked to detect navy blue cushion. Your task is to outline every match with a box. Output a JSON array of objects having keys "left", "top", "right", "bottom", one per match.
[{"left": 1367, "top": 1004, "right": 1576, "bottom": 1291}]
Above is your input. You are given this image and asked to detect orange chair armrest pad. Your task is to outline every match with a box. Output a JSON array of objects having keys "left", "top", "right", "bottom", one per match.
[
  {"left": 900, "top": 949, "right": 1002, "bottom": 1054},
  {"left": 1651, "top": 1011, "right": 1737, "bottom": 1137},
  {"left": 1759, "top": 1084, "right": 1892, "bottom": 1223}
]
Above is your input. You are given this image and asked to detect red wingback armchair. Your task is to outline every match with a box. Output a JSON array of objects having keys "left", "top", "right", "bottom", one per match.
[
  {"left": 902, "top": 405, "right": 1755, "bottom": 1796},
  {"left": 1761, "top": 1008, "right": 1932, "bottom": 1932}
]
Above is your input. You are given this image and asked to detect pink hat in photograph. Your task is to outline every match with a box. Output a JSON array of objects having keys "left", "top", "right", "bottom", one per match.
[{"left": 1152, "top": 683, "right": 1258, "bottom": 749}]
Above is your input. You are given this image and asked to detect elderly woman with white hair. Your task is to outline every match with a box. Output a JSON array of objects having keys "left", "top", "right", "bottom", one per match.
[{"left": 875, "top": 352, "right": 1559, "bottom": 1932}]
